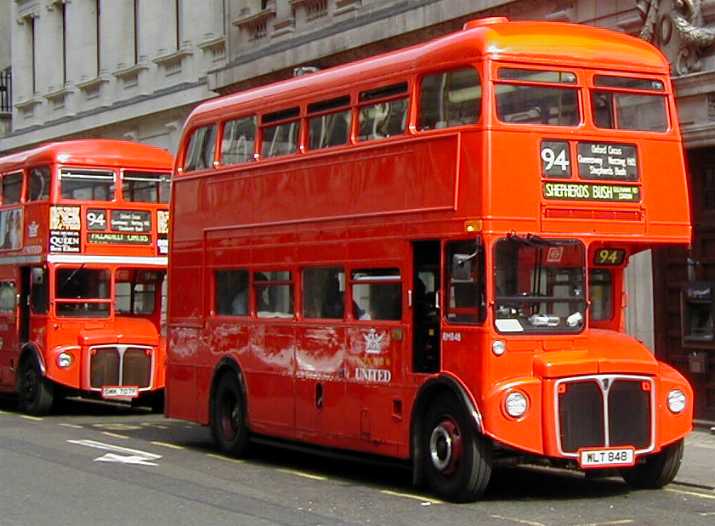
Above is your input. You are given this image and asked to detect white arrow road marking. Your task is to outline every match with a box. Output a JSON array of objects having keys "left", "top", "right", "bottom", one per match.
[{"left": 67, "top": 439, "right": 162, "bottom": 466}]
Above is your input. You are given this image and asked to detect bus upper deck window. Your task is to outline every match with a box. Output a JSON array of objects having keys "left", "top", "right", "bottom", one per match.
[
  {"left": 2, "top": 172, "right": 22, "bottom": 205},
  {"left": 495, "top": 68, "right": 580, "bottom": 126},
  {"left": 28, "top": 167, "right": 50, "bottom": 201},
  {"left": 123, "top": 172, "right": 170, "bottom": 203},
  {"left": 221, "top": 116, "right": 257, "bottom": 165},
  {"left": 60, "top": 170, "right": 115, "bottom": 201},
  {"left": 183, "top": 124, "right": 217, "bottom": 172},
  {"left": 261, "top": 107, "right": 300, "bottom": 158},
  {"left": 308, "top": 96, "right": 351, "bottom": 150},
  {"left": 358, "top": 83, "right": 409, "bottom": 141},
  {"left": 592, "top": 75, "right": 668, "bottom": 132},
  {"left": 419, "top": 68, "right": 481, "bottom": 130}
]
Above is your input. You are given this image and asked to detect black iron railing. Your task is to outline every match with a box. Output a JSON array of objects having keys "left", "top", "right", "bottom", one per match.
[{"left": 0, "top": 68, "right": 11, "bottom": 113}]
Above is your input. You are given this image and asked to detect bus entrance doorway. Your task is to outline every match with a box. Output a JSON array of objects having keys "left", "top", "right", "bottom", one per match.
[{"left": 412, "top": 240, "right": 440, "bottom": 373}]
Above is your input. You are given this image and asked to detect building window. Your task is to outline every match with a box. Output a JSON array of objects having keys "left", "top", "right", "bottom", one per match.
[
  {"left": 133, "top": 0, "right": 140, "bottom": 65},
  {"left": 95, "top": 0, "right": 101, "bottom": 76},
  {"left": 30, "top": 16, "right": 38, "bottom": 94},
  {"left": 60, "top": 1, "right": 68, "bottom": 85},
  {"left": 175, "top": 0, "right": 182, "bottom": 50}
]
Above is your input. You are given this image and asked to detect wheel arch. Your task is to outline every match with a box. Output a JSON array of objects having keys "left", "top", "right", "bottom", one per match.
[
  {"left": 18, "top": 343, "right": 46, "bottom": 377},
  {"left": 409, "top": 374, "right": 484, "bottom": 487},
  {"left": 209, "top": 356, "right": 248, "bottom": 427}
]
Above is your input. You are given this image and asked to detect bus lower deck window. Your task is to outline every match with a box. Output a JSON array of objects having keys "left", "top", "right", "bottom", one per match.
[
  {"left": 351, "top": 269, "right": 402, "bottom": 321},
  {"left": 254, "top": 271, "right": 294, "bottom": 318},
  {"left": 215, "top": 270, "right": 249, "bottom": 316},
  {"left": 303, "top": 267, "right": 345, "bottom": 319}
]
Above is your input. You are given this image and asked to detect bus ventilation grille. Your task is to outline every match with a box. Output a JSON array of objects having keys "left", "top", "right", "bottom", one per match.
[
  {"left": 558, "top": 377, "right": 651, "bottom": 454},
  {"left": 90, "top": 346, "right": 152, "bottom": 389}
]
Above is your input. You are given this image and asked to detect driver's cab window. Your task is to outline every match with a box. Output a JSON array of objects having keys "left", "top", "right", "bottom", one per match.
[
  {"left": 115, "top": 269, "right": 164, "bottom": 316},
  {"left": 445, "top": 239, "right": 485, "bottom": 323}
]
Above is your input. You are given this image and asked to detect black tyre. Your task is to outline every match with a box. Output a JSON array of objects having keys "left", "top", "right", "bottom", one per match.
[
  {"left": 422, "top": 393, "right": 492, "bottom": 502},
  {"left": 17, "top": 357, "right": 54, "bottom": 416},
  {"left": 621, "top": 439, "right": 684, "bottom": 489},
  {"left": 210, "top": 372, "right": 249, "bottom": 456}
]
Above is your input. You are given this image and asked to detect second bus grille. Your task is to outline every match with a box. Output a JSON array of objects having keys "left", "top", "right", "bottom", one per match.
[
  {"left": 89, "top": 346, "right": 152, "bottom": 388},
  {"left": 558, "top": 377, "right": 652, "bottom": 454}
]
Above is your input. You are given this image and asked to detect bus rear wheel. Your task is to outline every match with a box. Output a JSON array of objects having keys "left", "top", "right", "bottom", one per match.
[
  {"left": 422, "top": 394, "right": 492, "bottom": 502},
  {"left": 210, "top": 372, "right": 249, "bottom": 457},
  {"left": 17, "top": 357, "right": 54, "bottom": 416},
  {"left": 621, "top": 439, "right": 684, "bottom": 489}
]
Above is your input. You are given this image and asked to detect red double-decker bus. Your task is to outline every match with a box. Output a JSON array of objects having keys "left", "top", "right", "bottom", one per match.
[
  {"left": 0, "top": 140, "right": 171, "bottom": 415},
  {"left": 166, "top": 18, "right": 693, "bottom": 501}
]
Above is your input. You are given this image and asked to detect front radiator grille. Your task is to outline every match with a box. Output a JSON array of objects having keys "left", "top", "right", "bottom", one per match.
[
  {"left": 608, "top": 380, "right": 651, "bottom": 449},
  {"left": 558, "top": 381, "right": 605, "bottom": 452},
  {"left": 90, "top": 347, "right": 120, "bottom": 387},
  {"left": 123, "top": 348, "right": 151, "bottom": 388},
  {"left": 556, "top": 376, "right": 653, "bottom": 455},
  {"left": 89, "top": 345, "right": 153, "bottom": 389}
]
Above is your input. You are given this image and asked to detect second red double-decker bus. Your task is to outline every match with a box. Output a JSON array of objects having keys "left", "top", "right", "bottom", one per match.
[
  {"left": 0, "top": 140, "right": 171, "bottom": 415},
  {"left": 166, "top": 18, "right": 693, "bottom": 501}
]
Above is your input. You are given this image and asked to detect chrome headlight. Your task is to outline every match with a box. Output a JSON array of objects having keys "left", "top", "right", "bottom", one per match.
[
  {"left": 505, "top": 391, "right": 528, "bottom": 418},
  {"left": 57, "top": 352, "right": 73, "bottom": 368},
  {"left": 667, "top": 389, "right": 686, "bottom": 414}
]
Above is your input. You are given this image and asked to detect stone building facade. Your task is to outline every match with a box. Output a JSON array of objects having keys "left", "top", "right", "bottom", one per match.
[
  {"left": 0, "top": 2, "right": 12, "bottom": 137},
  {"left": 1, "top": 0, "right": 227, "bottom": 152},
  {"left": 1, "top": 0, "right": 714, "bottom": 420}
]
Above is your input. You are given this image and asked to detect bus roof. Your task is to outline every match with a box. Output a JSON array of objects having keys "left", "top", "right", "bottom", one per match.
[
  {"left": 188, "top": 19, "right": 670, "bottom": 123},
  {"left": 0, "top": 139, "right": 173, "bottom": 173}
]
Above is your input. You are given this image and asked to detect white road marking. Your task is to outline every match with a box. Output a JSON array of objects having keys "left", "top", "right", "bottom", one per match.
[
  {"left": 700, "top": 512, "right": 715, "bottom": 516},
  {"left": 573, "top": 520, "right": 634, "bottom": 526},
  {"left": 102, "top": 432, "right": 129, "bottom": 439},
  {"left": 381, "top": 490, "right": 443, "bottom": 505},
  {"left": 277, "top": 468, "right": 327, "bottom": 481},
  {"left": 20, "top": 415, "right": 43, "bottom": 421},
  {"left": 490, "top": 515, "right": 546, "bottom": 526},
  {"left": 67, "top": 439, "right": 162, "bottom": 466},
  {"left": 150, "top": 441, "right": 184, "bottom": 450},
  {"left": 666, "top": 488, "right": 715, "bottom": 500},
  {"left": 59, "top": 423, "right": 83, "bottom": 429},
  {"left": 206, "top": 453, "right": 244, "bottom": 464}
]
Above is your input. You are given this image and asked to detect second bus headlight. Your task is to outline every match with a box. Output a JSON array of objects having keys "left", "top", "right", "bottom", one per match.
[
  {"left": 57, "top": 352, "right": 73, "bottom": 368},
  {"left": 504, "top": 391, "right": 528, "bottom": 418}
]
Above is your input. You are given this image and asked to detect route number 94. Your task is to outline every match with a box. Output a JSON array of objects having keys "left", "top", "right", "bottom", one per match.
[
  {"left": 541, "top": 141, "right": 571, "bottom": 177},
  {"left": 594, "top": 248, "right": 626, "bottom": 266}
]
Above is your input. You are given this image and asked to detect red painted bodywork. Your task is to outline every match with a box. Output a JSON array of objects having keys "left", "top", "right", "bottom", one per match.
[
  {"left": 0, "top": 140, "right": 171, "bottom": 399},
  {"left": 167, "top": 20, "right": 693, "bottom": 462}
]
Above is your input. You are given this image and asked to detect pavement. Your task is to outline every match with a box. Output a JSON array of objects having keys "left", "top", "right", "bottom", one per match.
[{"left": 676, "top": 428, "right": 715, "bottom": 489}]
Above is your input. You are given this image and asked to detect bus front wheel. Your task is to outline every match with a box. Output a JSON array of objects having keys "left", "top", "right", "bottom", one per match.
[
  {"left": 422, "top": 393, "right": 492, "bottom": 502},
  {"left": 621, "top": 439, "right": 684, "bottom": 489},
  {"left": 210, "top": 372, "right": 249, "bottom": 457},
  {"left": 17, "top": 357, "right": 54, "bottom": 416}
]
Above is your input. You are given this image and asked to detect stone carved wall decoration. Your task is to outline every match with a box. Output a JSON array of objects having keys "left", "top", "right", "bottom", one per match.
[{"left": 637, "top": 0, "right": 715, "bottom": 75}]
